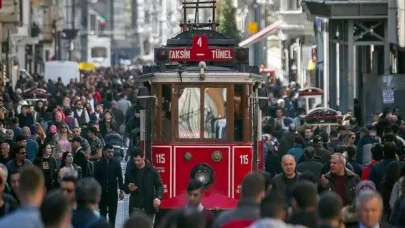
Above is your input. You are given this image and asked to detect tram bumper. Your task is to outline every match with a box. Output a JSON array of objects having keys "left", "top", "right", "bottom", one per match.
[{"left": 160, "top": 192, "right": 238, "bottom": 210}]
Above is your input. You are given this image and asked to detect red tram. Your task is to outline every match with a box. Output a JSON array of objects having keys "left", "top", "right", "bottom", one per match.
[{"left": 135, "top": 0, "right": 267, "bottom": 212}]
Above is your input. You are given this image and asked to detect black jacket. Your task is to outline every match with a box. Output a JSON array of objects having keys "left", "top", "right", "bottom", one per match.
[
  {"left": 123, "top": 161, "right": 164, "bottom": 214},
  {"left": 72, "top": 206, "right": 111, "bottom": 228},
  {"left": 319, "top": 169, "right": 360, "bottom": 206},
  {"left": 94, "top": 158, "right": 124, "bottom": 195}
]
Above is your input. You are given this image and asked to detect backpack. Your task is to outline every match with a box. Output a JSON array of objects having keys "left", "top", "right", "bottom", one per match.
[{"left": 64, "top": 116, "right": 75, "bottom": 130}]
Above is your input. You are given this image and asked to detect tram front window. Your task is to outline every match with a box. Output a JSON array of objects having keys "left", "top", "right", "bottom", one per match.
[
  {"left": 178, "top": 87, "right": 201, "bottom": 138},
  {"left": 204, "top": 88, "right": 227, "bottom": 139}
]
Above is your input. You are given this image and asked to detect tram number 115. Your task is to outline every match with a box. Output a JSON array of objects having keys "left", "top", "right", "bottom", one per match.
[
  {"left": 239, "top": 155, "right": 249, "bottom": 165},
  {"left": 156, "top": 154, "right": 166, "bottom": 164}
]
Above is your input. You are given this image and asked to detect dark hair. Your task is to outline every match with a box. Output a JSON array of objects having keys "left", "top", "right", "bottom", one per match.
[
  {"left": 304, "top": 147, "right": 315, "bottom": 159},
  {"left": 40, "top": 190, "right": 71, "bottom": 227},
  {"left": 291, "top": 181, "right": 318, "bottom": 209},
  {"left": 346, "top": 145, "right": 356, "bottom": 159},
  {"left": 298, "top": 171, "right": 318, "bottom": 186},
  {"left": 335, "top": 145, "right": 346, "bottom": 153},
  {"left": 329, "top": 130, "right": 338, "bottom": 138},
  {"left": 124, "top": 210, "right": 152, "bottom": 228},
  {"left": 88, "top": 126, "right": 98, "bottom": 134},
  {"left": 63, "top": 108, "right": 71, "bottom": 116},
  {"left": 383, "top": 142, "right": 397, "bottom": 159},
  {"left": 37, "top": 142, "right": 54, "bottom": 158},
  {"left": 14, "top": 145, "right": 26, "bottom": 155},
  {"left": 103, "top": 144, "right": 114, "bottom": 151},
  {"left": 60, "top": 151, "right": 73, "bottom": 168},
  {"left": 371, "top": 143, "right": 383, "bottom": 161},
  {"left": 61, "top": 175, "right": 78, "bottom": 185},
  {"left": 11, "top": 117, "right": 19, "bottom": 124},
  {"left": 294, "top": 136, "right": 304, "bottom": 146},
  {"left": 260, "top": 191, "right": 286, "bottom": 218},
  {"left": 241, "top": 172, "right": 265, "bottom": 198},
  {"left": 131, "top": 147, "right": 145, "bottom": 158},
  {"left": 187, "top": 179, "right": 204, "bottom": 193},
  {"left": 318, "top": 192, "right": 343, "bottom": 220}
]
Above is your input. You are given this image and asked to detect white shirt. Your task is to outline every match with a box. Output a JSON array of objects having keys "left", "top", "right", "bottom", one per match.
[{"left": 186, "top": 203, "right": 204, "bottom": 212}]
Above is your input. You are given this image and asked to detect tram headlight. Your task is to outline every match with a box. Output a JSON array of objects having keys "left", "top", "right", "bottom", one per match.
[
  {"left": 154, "top": 48, "right": 169, "bottom": 63},
  {"left": 190, "top": 164, "right": 214, "bottom": 188}
]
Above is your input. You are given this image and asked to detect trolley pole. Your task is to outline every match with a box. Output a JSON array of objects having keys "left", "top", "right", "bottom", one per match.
[{"left": 253, "top": 2, "right": 261, "bottom": 66}]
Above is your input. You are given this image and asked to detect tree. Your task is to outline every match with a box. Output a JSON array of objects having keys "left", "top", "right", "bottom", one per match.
[{"left": 217, "top": 0, "right": 242, "bottom": 42}]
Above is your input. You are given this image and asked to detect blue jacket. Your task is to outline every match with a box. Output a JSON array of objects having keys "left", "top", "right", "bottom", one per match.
[{"left": 287, "top": 144, "right": 304, "bottom": 162}]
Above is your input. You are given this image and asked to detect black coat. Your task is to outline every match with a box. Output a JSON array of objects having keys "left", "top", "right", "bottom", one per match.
[
  {"left": 123, "top": 161, "right": 164, "bottom": 214},
  {"left": 94, "top": 158, "right": 124, "bottom": 195}
]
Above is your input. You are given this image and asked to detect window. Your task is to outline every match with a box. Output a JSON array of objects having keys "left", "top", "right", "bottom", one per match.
[
  {"left": 91, "top": 47, "right": 107, "bottom": 58},
  {"left": 178, "top": 87, "right": 201, "bottom": 138},
  {"left": 204, "top": 88, "right": 227, "bottom": 139}
]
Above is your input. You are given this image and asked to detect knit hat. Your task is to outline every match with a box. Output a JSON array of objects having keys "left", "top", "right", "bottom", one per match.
[
  {"left": 355, "top": 180, "right": 376, "bottom": 196},
  {"left": 49, "top": 125, "right": 57, "bottom": 134}
]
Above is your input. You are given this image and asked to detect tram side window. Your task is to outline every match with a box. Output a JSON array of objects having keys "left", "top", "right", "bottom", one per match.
[
  {"left": 161, "top": 84, "right": 172, "bottom": 142},
  {"left": 204, "top": 88, "right": 227, "bottom": 139},
  {"left": 178, "top": 87, "right": 201, "bottom": 139}
]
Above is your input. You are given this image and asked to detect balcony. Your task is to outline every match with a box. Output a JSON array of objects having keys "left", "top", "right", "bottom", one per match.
[
  {"left": 302, "top": 0, "right": 389, "bottom": 19},
  {"left": 0, "top": 0, "right": 20, "bottom": 26}
]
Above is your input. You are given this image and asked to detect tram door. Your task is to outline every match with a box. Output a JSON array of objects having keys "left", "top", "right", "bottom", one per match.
[{"left": 138, "top": 86, "right": 154, "bottom": 160}]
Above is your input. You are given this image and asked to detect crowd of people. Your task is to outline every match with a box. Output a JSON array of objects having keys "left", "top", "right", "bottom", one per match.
[{"left": 0, "top": 67, "right": 403, "bottom": 228}]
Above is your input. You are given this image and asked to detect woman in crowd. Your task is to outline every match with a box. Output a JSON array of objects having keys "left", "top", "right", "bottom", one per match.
[
  {"left": 33, "top": 143, "right": 58, "bottom": 191},
  {"left": 58, "top": 151, "right": 82, "bottom": 182}
]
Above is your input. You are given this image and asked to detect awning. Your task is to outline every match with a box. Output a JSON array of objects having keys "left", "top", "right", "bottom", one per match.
[{"left": 238, "top": 20, "right": 283, "bottom": 47}]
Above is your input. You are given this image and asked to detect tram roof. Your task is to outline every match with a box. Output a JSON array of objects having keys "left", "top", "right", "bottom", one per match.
[{"left": 140, "top": 65, "right": 262, "bottom": 84}]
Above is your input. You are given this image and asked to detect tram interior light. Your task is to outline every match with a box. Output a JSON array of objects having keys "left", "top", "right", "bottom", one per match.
[
  {"left": 235, "top": 48, "right": 249, "bottom": 63},
  {"left": 190, "top": 164, "right": 214, "bottom": 188}
]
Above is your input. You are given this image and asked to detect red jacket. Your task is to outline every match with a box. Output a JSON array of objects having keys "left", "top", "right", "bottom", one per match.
[{"left": 361, "top": 159, "right": 379, "bottom": 180}]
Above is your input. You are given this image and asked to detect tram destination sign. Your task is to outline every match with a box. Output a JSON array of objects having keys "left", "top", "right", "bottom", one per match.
[{"left": 168, "top": 35, "right": 235, "bottom": 62}]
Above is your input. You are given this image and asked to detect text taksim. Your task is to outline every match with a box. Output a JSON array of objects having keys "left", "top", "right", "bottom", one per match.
[
  {"left": 169, "top": 49, "right": 191, "bottom": 59},
  {"left": 211, "top": 49, "right": 233, "bottom": 59}
]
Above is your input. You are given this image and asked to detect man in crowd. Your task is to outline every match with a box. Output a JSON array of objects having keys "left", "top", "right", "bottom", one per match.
[
  {"left": 348, "top": 190, "right": 385, "bottom": 228},
  {"left": 6, "top": 146, "right": 32, "bottom": 179},
  {"left": 271, "top": 155, "right": 301, "bottom": 205},
  {"left": 320, "top": 153, "right": 360, "bottom": 206},
  {"left": 40, "top": 190, "right": 72, "bottom": 228},
  {"left": 288, "top": 181, "right": 319, "bottom": 227},
  {"left": 213, "top": 172, "right": 265, "bottom": 228},
  {"left": 94, "top": 144, "right": 124, "bottom": 226},
  {"left": 251, "top": 191, "right": 303, "bottom": 228},
  {"left": 123, "top": 148, "right": 163, "bottom": 221},
  {"left": 0, "top": 166, "right": 45, "bottom": 228},
  {"left": 71, "top": 178, "right": 111, "bottom": 228},
  {"left": 317, "top": 192, "right": 344, "bottom": 228},
  {"left": 60, "top": 175, "right": 77, "bottom": 207},
  {"left": 185, "top": 179, "right": 216, "bottom": 228}
]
